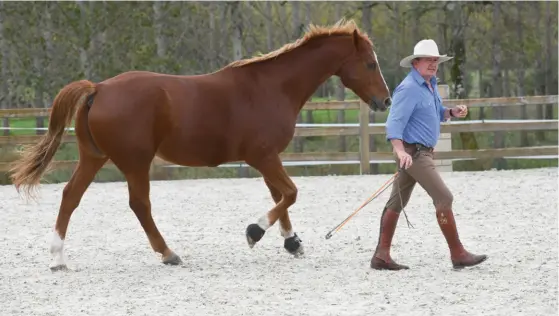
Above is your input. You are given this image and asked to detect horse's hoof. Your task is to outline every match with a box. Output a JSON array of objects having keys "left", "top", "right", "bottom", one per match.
[
  {"left": 49, "top": 264, "right": 68, "bottom": 272},
  {"left": 162, "top": 252, "right": 183, "bottom": 266},
  {"left": 284, "top": 233, "right": 304, "bottom": 257},
  {"left": 246, "top": 223, "right": 266, "bottom": 248}
]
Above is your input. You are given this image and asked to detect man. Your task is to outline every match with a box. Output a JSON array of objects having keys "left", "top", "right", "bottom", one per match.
[{"left": 370, "top": 39, "right": 487, "bottom": 270}]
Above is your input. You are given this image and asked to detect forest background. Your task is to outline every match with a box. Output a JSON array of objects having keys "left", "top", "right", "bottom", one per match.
[{"left": 0, "top": 1, "right": 557, "bottom": 183}]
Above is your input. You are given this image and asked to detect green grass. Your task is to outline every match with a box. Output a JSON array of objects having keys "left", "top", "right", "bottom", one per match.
[
  {"left": 6, "top": 118, "right": 52, "bottom": 135},
  {"left": 0, "top": 101, "right": 557, "bottom": 185}
]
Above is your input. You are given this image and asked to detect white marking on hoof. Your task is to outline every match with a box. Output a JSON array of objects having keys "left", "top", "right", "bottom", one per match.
[
  {"left": 246, "top": 235, "right": 256, "bottom": 248},
  {"left": 246, "top": 223, "right": 266, "bottom": 248},
  {"left": 257, "top": 215, "right": 270, "bottom": 231},
  {"left": 280, "top": 227, "right": 295, "bottom": 238},
  {"left": 49, "top": 230, "right": 67, "bottom": 271}
]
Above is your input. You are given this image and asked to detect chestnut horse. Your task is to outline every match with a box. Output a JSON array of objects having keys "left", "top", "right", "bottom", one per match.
[{"left": 9, "top": 19, "right": 392, "bottom": 271}]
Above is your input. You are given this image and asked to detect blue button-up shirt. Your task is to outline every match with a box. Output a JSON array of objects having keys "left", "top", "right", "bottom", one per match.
[{"left": 385, "top": 68, "right": 448, "bottom": 148}]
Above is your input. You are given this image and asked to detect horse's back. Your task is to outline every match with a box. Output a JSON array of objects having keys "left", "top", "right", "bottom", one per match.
[
  {"left": 155, "top": 73, "right": 250, "bottom": 166},
  {"left": 87, "top": 70, "right": 237, "bottom": 165},
  {"left": 87, "top": 68, "right": 295, "bottom": 167}
]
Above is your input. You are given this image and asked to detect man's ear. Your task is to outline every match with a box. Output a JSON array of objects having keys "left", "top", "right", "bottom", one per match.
[{"left": 352, "top": 29, "right": 360, "bottom": 52}]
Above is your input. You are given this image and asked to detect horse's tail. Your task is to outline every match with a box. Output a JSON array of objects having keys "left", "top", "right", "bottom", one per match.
[{"left": 9, "top": 79, "right": 96, "bottom": 200}]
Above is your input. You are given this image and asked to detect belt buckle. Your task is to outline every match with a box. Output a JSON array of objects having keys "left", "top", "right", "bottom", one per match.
[{"left": 416, "top": 143, "right": 433, "bottom": 153}]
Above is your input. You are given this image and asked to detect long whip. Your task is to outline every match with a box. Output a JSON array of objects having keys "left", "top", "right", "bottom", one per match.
[
  {"left": 324, "top": 169, "right": 414, "bottom": 240},
  {"left": 325, "top": 171, "right": 399, "bottom": 240}
]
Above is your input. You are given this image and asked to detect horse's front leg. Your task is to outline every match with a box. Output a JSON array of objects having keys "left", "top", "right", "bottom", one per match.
[{"left": 244, "top": 155, "right": 304, "bottom": 256}]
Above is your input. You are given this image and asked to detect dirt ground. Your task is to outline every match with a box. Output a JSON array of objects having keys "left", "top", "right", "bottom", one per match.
[{"left": 1, "top": 167, "right": 557, "bottom": 316}]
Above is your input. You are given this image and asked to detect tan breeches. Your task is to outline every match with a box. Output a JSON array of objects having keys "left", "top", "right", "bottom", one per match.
[{"left": 384, "top": 143, "right": 454, "bottom": 212}]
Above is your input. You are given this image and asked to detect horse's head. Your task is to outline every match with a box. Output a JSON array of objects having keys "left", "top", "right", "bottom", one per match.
[{"left": 335, "top": 29, "right": 392, "bottom": 112}]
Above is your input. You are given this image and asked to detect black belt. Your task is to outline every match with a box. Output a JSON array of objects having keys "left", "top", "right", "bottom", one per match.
[{"left": 404, "top": 141, "right": 434, "bottom": 153}]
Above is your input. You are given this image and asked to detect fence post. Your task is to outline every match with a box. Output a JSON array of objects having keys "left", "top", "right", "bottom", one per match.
[
  {"left": 2, "top": 118, "right": 9, "bottom": 136},
  {"left": 36, "top": 116, "right": 45, "bottom": 135},
  {"left": 436, "top": 84, "right": 453, "bottom": 172},
  {"left": 358, "top": 101, "right": 370, "bottom": 174}
]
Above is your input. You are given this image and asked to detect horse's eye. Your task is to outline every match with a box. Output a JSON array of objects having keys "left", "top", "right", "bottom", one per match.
[{"left": 367, "top": 62, "right": 376, "bottom": 70}]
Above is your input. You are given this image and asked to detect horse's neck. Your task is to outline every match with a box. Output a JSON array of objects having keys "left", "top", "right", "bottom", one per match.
[{"left": 252, "top": 37, "right": 353, "bottom": 113}]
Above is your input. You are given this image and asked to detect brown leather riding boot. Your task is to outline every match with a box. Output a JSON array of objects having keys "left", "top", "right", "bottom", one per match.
[
  {"left": 370, "top": 208, "right": 409, "bottom": 270},
  {"left": 436, "top": 209, "right": 488, "bottom": 269}
]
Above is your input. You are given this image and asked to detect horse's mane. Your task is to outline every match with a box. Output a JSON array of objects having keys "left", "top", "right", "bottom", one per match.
[{"left": 225, "top": 18, "right": 373, "bottom": 68}]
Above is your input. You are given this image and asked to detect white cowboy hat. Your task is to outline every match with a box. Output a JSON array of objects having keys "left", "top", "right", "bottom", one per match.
[{"left": 399, "top": 39, "right": 453, "bottom": 68}]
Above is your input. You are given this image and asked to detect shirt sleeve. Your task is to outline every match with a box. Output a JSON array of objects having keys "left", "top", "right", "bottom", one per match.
[
  {"left": 438, "top": 102, "right": 448, "bottom": 122},
  {"left": 385, "top": 85, "right": 417, "bottom": 141}
]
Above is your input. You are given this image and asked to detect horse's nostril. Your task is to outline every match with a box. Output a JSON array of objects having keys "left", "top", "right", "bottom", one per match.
[{"left": 384, "top": 98, "right": 392, "bottom": 107}]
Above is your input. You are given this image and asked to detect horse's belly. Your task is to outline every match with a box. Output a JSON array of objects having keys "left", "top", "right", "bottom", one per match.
[{"left": 156, "top": 135, "right": 232, "bottom": 167}]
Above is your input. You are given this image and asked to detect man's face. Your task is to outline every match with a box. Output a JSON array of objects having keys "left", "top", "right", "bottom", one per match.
[{"left": 413, "top": 57, "right": 439, "bottom": 78}]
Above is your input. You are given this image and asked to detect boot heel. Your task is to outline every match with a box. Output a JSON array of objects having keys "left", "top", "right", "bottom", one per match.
[
  {"left": 370, "top": 208, "right": 409, "bottom": 270},
  {"left": 437, "top": 209, "right": 488, "bottom": 269}
]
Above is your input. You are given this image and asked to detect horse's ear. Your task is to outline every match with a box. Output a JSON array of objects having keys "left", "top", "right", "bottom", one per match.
[{"left": 352, "top": 29, "right": 361, "bottom": 51}]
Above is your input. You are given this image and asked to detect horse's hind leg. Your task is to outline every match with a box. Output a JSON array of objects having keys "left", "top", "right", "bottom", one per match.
[
  {"left": 245, "top": 154, "right": 303, "bottom": 256},
  {"left": 120, "top": 163, "right": 182, "bottom": 266},
  {"left": 50, "top": 153, "right": 108, "bottom": 271}
]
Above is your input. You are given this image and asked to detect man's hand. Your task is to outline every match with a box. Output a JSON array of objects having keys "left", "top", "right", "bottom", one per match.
[
  {"left": 396, "top": 149, "right": 413, "bottom": 169},
  {"left": 390, "top": 139, "right": 413, "bottom": 169},
  {"left": 452, "top": 104, "right": 468, "bottom": 118}
]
